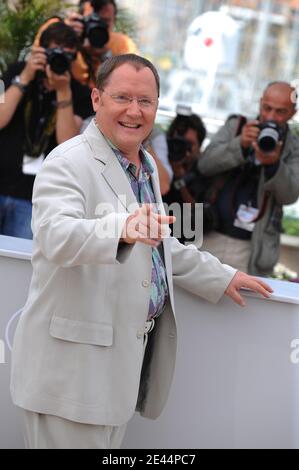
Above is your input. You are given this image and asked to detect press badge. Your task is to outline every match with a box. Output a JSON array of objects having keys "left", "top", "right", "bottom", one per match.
[
  {"left": 233, "top": 204, "right": 259, "bottom": 232},
  {"left": 22, "top": 153, "right": 45, "bottom": 175}
]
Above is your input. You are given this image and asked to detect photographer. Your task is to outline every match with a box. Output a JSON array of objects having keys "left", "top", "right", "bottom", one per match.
[
  {"left": 163, "top": 110, "right": 211, "bottom": 244},
  {"left": 198, "top": 81, "right": 299, "bottom": 275},
  {"left": 35, "top": 1, "right": 138, "bottom": 88},
  {"left": 0, "top": 22, "right": 93, "bottom": 239}
]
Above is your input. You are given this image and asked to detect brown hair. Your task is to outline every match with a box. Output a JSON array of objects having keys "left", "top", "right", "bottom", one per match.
[
  {"left": 39, "top": 21, "right": 79, "bottom": 49},
  {"left": 96, "top": 54, "right": 160, "bottom": 96}
]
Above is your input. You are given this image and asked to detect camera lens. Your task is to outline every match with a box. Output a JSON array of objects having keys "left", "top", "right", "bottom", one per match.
[
  {"left": 49, "top": 54, "right": 69, "bottom": 75},
  {"left": 88, "top": 25, "right": 109, "bottom": 48},
  {"left": 46, "top": 48, "right": 71, "bottom": 75},
  {"left": 257, "top": 121, "right": 281, "bottom": 153},
  {"left": 84, "top": 14, "right": 109, "bottom": 48}
]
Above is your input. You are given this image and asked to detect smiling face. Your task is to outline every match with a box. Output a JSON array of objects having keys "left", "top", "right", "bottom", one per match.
[{"left": 91, "top": 63, "right": 158, "bottom": 161}]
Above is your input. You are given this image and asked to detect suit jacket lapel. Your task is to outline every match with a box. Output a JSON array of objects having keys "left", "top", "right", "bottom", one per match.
[{"left": 83, "top": 120, "right": 138, "bottom": 213}]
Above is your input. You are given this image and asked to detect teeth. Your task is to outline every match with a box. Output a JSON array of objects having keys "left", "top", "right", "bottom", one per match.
[{"left": 120, "top": 122, "right": 140, "bottom": 128}]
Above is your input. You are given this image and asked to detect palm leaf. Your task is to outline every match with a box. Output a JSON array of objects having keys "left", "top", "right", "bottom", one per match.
[{"left": 0, "top": 0, "right": 69, "bottom": 74}]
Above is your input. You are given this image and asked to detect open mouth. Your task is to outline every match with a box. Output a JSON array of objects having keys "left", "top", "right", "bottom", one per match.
[{"left": 119, "top": 122, "right": 141, "bottom": 129}]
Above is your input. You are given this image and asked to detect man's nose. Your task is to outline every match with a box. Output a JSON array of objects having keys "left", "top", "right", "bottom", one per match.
[
  {"left": 126, "top": 98, "right": 142, "bottom": 115},
  {"left": 266, "top": 110, "right": 277, "bottom": 121}
]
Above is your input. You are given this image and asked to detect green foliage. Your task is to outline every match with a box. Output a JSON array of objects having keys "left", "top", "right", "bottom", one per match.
[
  {"left": 290, "top": 121, "right": 299, "bottom": 138},
  {"left": 0, "top": 2, "right": 138, "bottom": 75},
  {"left": 282, "top": 216, "right": 299, "bottom": 236},
  {"left": 115, "top": 7, "right": 138, "bottom": 42},
  {"left": 0, "top": 0, "right": 69, "bottom": 74}
]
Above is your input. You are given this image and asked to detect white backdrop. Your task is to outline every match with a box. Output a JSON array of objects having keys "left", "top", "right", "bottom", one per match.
[{"left": 1, "top": 235, "right": 299, "bottom": 449}]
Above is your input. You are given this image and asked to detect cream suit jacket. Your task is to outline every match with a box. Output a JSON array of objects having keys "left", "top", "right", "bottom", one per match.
[{"left": 11, "top": 120, "right": 236, "bottom": 425}]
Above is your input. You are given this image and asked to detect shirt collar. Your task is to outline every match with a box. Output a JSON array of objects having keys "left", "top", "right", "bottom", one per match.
[{"left": 93, "top": 118, "right": 154, "bottom": 176}]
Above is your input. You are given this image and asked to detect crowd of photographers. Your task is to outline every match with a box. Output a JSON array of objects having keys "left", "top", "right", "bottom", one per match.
[
  {"left": 1, "top": 0, "right": 299, "bottom": 276},
  {"left": 199, "top": 82, "right": 299, "bottom": 275},
  {"left": 164, "top": 82, "right": 299, "bottom": 276}
]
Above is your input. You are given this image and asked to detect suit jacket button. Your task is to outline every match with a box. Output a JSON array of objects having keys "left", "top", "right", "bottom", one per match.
[
  {"left": 137, "top": 331, "right": 143, "bottom": 339},
  {"left": 142, "top": 280, "right": 150, "bottom": 287}
]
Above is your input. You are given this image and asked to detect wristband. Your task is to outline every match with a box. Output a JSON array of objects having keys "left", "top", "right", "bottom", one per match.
[
  {"left": 11, "top": 76, "right": 27, "bottom": 93},
  {"left": 56, "top": 99, "right": 72, "bottom": 109},
  {"left": 173, "top": 178, "right": 186, "bottom": 190}
]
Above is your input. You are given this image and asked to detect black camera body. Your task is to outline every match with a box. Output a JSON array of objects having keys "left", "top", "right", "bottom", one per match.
[
  {"left": 167, "top": 136, "right": 192, "bottom": 162},
  {"left": 257, "top": 120, "right": 284, "bottom": 153},
  {"left": 80, "top": 13, "right": 109, "bottom": 48},
  {"left": 45, "top": 48, "right": 76, "bottom": 75}
]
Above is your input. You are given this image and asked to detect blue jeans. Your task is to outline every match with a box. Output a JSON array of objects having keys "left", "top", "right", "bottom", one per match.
[{"left": 0, "top": 195, "right": 33, "bottom": 239}]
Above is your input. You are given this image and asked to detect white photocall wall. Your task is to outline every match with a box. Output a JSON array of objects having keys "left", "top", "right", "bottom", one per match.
[{"left": 1, "top": 235, "right": 299, "bottom": 449}]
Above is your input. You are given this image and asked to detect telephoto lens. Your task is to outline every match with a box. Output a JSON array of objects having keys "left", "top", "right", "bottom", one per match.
[
  {"left": 257, "top": 120, "right": 283, "bottom": 153},
  {"left": 82, "top": 13, "right": 109, "bottom": 48}
]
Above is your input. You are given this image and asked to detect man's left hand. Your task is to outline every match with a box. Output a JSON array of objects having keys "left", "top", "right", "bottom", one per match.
[
  {"left": 252, "top": 140, "right": 282, "bottom": 165},
  {"left": 171, "top": 161, "right": 186, "bottom": 178},
  {"left": 225, "top": 271, "right": 273, "bottom": 306}
]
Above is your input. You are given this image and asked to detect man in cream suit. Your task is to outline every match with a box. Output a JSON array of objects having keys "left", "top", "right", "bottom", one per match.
[{"left": 11, "top": 54, "right": 272, "bottom": 449}]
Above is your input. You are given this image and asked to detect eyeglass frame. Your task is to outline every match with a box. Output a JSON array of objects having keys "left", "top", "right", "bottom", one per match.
[{"left": 100, "top": 88, "right": 158, "bottom": 109}]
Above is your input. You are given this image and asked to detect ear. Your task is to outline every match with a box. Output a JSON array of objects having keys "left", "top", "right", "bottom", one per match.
[
  {"left": 91, "top": 88, "right": 101, "bottom": 112},
  {"left": 289, "top": 108, "right": 297, "bottom": 121}
]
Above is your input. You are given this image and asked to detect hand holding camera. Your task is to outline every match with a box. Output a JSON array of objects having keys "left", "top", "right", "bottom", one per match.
[
  {"left": 45, "top": 63, "right": 71, "bottom": 95},
  {"left": 171, "top": 161, "right": 186, "bottom": 178},
  {"left": 241, "top": 119, "right": 284, "bottom": 164},
  {"left": 66, "top": 11, "right": 109, "bottom": 49},
  {"left": 20, "top": 45, "right": 76, "bottom": 86},
  {"left": 253, "top": 120, "right": 284, "bottom": 164},
  {"left": 19, "top": 46, "right": 47, "bottom": 85},
  {"left": 240, "top": 120, "right": 260, "bottom": 149},
  {"left": 65, "top": 11, "right": 85, "bottom": 37}
]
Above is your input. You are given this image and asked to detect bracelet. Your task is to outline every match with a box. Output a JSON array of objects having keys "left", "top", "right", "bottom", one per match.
[
  {"left": 11, "top": 75, "right": 28, "bottom": 94},
  {"left": 56, "top": 99, "right": 72, "bottom": 109}
]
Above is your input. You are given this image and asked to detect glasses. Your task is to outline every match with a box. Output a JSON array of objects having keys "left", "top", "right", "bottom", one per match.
[{"left": 101, "top": 89, "right": 157, "bottom": 109}]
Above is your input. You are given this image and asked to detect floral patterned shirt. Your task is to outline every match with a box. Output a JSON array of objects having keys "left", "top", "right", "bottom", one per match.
[{"left": 113, "top": 146, "right": 169, "bottom": 320}]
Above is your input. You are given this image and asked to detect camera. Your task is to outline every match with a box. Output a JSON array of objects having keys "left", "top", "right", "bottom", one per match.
[
  {"left": 257, "top": 120, "right": 284, "bottom": 153},
  {"left": 167, "top": 136, "right": 192, "bottom": 162},
  {"left": 79, "top": 13, "right": 109, "bottom": 48},
  {"left": 45, "top": 48, "right": 76, "bottom": 75}
]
